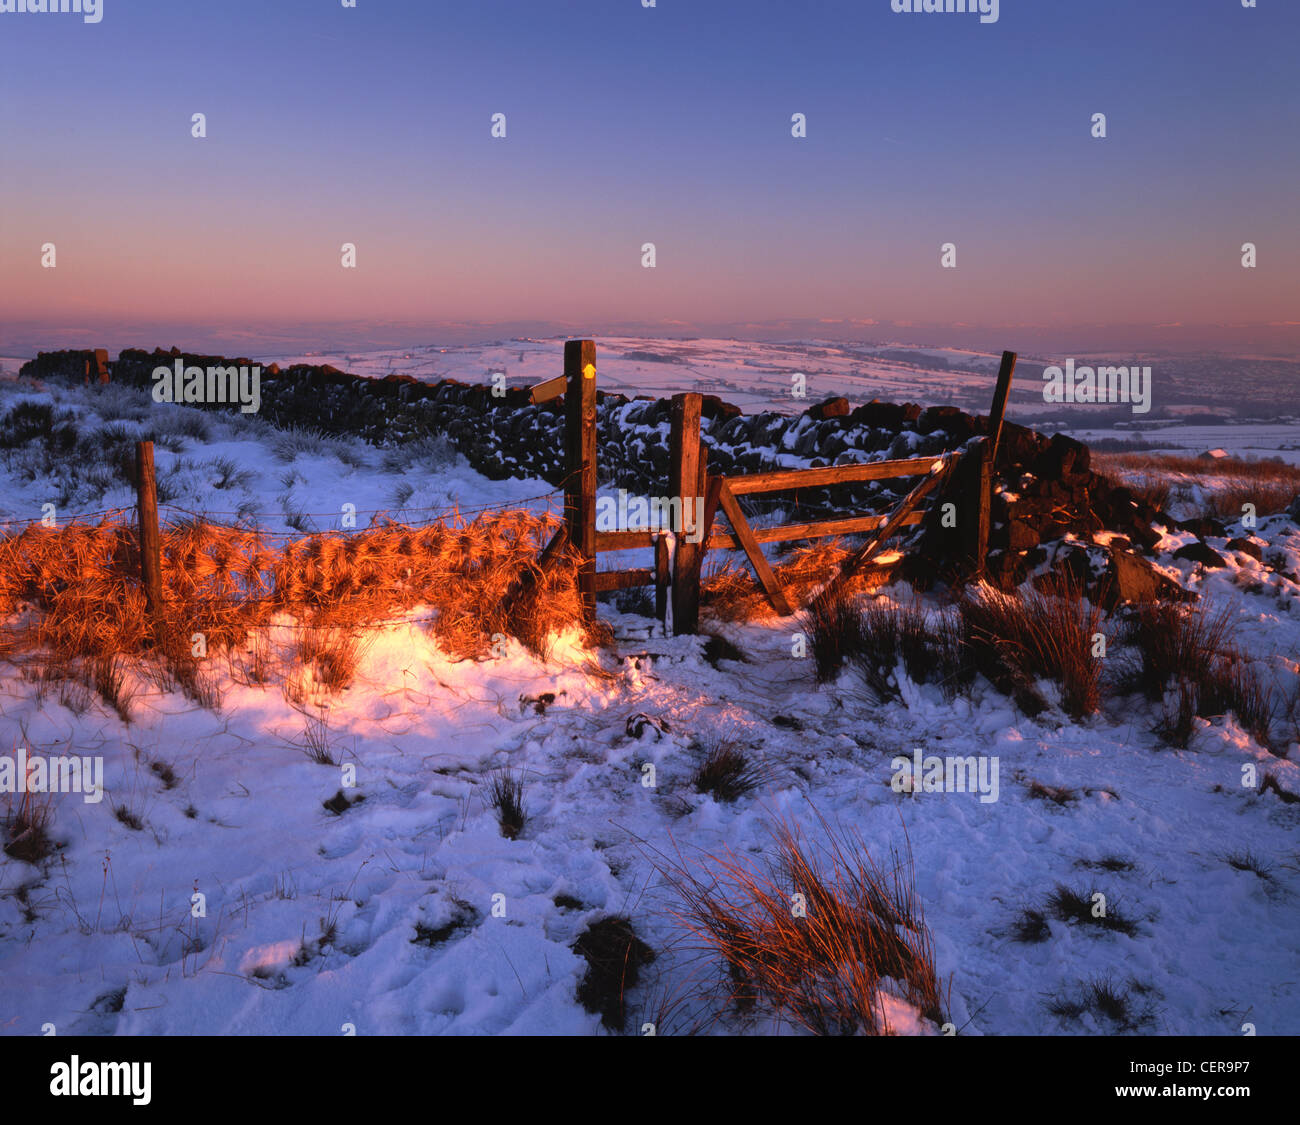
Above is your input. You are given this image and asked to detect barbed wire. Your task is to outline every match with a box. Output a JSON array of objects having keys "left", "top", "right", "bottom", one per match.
[
  {"left": 0, "top": 493, "right": 565, "bottom": 537},
  {"left": 156, "top": 494, "right": 563, "bottom": 535},
  {"left": 150, "top": 488, "right": 565, "bottom": 520},
  {"left": 0, "top": 506, "right": 137, "bottom": 530}
]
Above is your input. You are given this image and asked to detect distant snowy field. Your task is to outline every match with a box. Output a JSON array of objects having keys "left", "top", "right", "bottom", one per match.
[
  {"left": 266, "top": 337, "right": 1008, "bottom": 415},
  {"left": 260, "top": 338, "right": 1300, "bottom": 463},
  {"left": 1069, "top": 422, "right": 1300, "bottom": 466},
  {"left": 0, "top": 343, "right": 1298, "bottom": 1036}
]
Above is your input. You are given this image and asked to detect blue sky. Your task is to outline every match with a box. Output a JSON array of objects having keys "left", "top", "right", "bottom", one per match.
[{"left": 1, "top": 0, "right": 1296, "bottom": 355}]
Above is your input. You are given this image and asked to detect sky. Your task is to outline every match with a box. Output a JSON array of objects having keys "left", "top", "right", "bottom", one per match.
[{"left": 1, "top": 0, "right": 1297, "bottom": 357}]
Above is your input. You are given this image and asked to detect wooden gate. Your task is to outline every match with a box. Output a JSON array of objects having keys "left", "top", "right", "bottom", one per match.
[{"left": 531, "top": 341, "right": 1017, "bottom": 634}]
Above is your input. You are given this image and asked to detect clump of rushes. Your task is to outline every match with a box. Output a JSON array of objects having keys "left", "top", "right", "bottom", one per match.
[
  {"left": 799, "top": 586, "right": 867, "bottom": 684},
  {"left": 1122, "top": 600, "right": 1275, "bottom": 750},
  {"left": 3, "top": 789, "right": 57, "bottom": 865},
  {"left": 656, "top": 817, "right": 944, "bottom": 1035},
  {"left": 488, "top": 768, "right": 527, "bottom": 839},
  {"left": 799, "top": 589, "right": 960, "bottom": 699},
  {"left": 955, "top": 576, "right": 1103, "bottom": 720},
  {"left": 691, "top": 736, "right": 770, "bottom": 803},
  {"left": 1119, "top": 600, "right": 1235, "bottom": 702},
  {"left": 1011, "top": 883, "right": 1138, "bottom": 942}
]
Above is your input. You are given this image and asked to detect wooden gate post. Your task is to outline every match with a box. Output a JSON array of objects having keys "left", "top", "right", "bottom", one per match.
[
  {"left": 967, "top": 350, "right": 1015, "bottom": 574},
  {"left": 135, "top": 441, "right": 165, "bottom": 630},
  {"left": 963, "top": 438, "right": 992, "bottom": 575},
  {"left": 564, "top": 340, "right": 598, "bottom": 625},
  {"left": 654, "top": 533, "right": 670, "bottom": 625},
  {"left": 83, "top": 349, "right": 109, "bottom": 384},
  {"left": 669, "top": 393, "right": 703, "bottom": 634},
  {"left": 987, "top": 350, "right": 1017, "bottom": 464}
]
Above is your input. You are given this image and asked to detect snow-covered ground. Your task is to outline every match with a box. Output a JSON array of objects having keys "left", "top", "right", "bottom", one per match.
[{"left": 1, "top": 351, "right": 1298, "bottom": 1036}]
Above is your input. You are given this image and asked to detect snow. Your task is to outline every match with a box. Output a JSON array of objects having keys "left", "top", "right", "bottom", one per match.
[
  {"left": 1069, "top": 422, "right": 1300, "bottom": 466},
  {"left": 1, "top": 351, "right": 1298, "bottom": 1037},
  {"left": 259, "top": 337, "right": 1008, "bottom": 417}
]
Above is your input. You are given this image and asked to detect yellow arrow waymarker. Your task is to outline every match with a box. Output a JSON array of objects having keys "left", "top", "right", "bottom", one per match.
[{"left": 583, "top": 363, "right": 596, "bottom": 379}]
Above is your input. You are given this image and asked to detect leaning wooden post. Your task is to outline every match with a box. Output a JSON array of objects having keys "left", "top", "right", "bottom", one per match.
[
  {"left": 669, "top": 393, "right": 703, "bottom": 634},
  {"left": 564, "top": 340, "right": 598, "bottom": 626},
  {"left": 987, "top": 350, "right": 1017, "bottom": 464},
  {"left": 970, "top": 350, "right": 1016, "bottom": 574},
  {"left": 135, "top": 441, "right": 165, "bottom": 631}
]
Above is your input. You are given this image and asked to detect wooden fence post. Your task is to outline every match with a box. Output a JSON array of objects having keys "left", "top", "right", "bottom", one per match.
[
  {"left": 135, "top": 441, "right": 165, "bottom": 630},
  {"left": 654, "top": 533, "right": 670, "bottom": 625},
  {"left": 564, "top": 340, "right": 598, "bottom": 625},
  {"left": 669, "top": 393, "right": 703, "bottom": 634},
  {"left": 964, "top": 438, "right": 992, "bottom": 575},
  {"left": 967, "top": 350, "right": 1016, "bottom": 574},
  {"left": 987, "top": 350, "right": 1017, "bottom": 464}
]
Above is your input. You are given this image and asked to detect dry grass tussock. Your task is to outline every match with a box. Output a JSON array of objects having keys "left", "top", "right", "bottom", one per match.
[
  {"left": 1094, "top": 451, "right": 1300, "bottom": 520},
  {"left": 955, "top": 575, "right": 1104, "bottom": 720},
  {"left": 3, "top": 786, "right": 58, "bottom": 865},
  {"left": 796, "top": 575, "right": 1105, "bottom": 720},
  {"left": 654, "top": 817, "right": 944, "bottom": 1035},
  {"left": 0, "top": 510, "right": 588, "bottom": 704},
  {"left": 1119, "top": 599, "right": 1276, "bottom": 750},
  {"left": 701, "top": 539, "right": 898, "bottom": 623}
]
